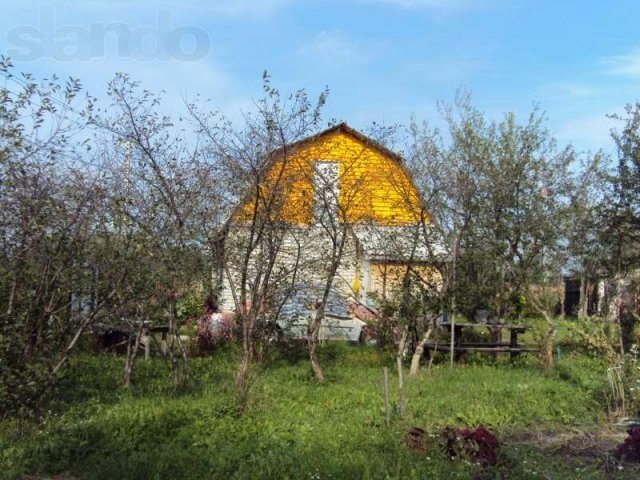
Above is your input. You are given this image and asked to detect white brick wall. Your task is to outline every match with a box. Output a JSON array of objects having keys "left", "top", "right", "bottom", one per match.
[{"left": 220, "top": 225, "right": 360, "bottom": 312}]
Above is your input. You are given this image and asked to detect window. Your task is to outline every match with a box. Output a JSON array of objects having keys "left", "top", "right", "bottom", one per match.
[{"left": 313, "top": 161, "right": 339, "bottom": 224}]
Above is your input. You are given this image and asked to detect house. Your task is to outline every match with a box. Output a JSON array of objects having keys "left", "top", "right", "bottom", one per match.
[{"left": 219, "top": 123, "right": 445, "bottom": 336}]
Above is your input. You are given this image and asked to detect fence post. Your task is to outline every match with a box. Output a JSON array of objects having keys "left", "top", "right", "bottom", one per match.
[
  {"left": 383, "top": 367, "right": 390, "bottom": 425},
  {"left": 450, "top": 315, "right": 455, "bottom": 368},
  {"left": 161, "top": 331, "right": 168, "bottom": 356},
  {"left": 144, "top": 332, "right": 150, "bottom": 360},
  {"left": 397, "top": 357, "right": 405, "bottom": 417}
]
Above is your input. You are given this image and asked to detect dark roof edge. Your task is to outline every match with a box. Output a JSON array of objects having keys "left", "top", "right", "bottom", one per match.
[{"left": 279, "top": 122, "right": 406, "bottom": 165}]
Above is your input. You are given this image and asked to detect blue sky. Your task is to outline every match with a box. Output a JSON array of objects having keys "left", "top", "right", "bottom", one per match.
[{"left": 1, "top": 0, "right": 640, "bottom": 154}]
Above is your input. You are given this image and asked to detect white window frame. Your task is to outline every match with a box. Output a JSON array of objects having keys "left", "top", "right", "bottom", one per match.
[{"left": 313, "top": 160, "right": 339, "bottom": 225}]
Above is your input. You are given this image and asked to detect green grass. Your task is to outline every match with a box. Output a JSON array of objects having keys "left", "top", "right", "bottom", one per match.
[{"left": 0, "top": 343, "right": 637, "bottom": 479}]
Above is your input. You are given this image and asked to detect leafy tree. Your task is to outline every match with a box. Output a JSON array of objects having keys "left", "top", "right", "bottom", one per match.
[
  {"left": 409, "top": 93, "right": 579, "bottom": 368},
  {"left": 0, "top": 58, "right": 115, "bottom": 413},
  {"left": 91, "top": 73, "right": 232, "bottom": 388},
  {"left": 602, "top": 103, "right": 640, "bottom": 275},
  {"left": 188, "top": 73, "right": 328, "bottom": 395},
  {"left": 596, "top": 103, "right": 640, "bottom": 353}
]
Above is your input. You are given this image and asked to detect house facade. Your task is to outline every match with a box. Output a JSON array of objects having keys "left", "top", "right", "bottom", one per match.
[{"left": 219, "top": 123, "right": 444, "bottom": 318}]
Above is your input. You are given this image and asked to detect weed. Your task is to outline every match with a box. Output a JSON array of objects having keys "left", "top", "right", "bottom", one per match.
[{"left": 0, "top": 345, "right": 637, "bottom": 479}]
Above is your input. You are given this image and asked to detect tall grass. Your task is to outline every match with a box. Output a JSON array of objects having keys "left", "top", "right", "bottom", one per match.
[{"left": 0, "top": 342, "right": 633, "bottom": 479}]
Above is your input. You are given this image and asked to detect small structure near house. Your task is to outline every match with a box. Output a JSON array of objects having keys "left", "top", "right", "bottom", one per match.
[
  {"left": 563, "top": 274, "right": 640, "bottom": 319},
  {"left": 563, "top": 276, "right": 600, "bottom": 317}
]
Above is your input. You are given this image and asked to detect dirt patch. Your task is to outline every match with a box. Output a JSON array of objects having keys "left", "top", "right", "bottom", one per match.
[
  {"left": 506, "top": 429, "right": 626, "bottom": 456},
  {"left": 546, "top": 432, "right": 623, "bottom": 458},
  {"left": 503, "top": 428, "right": 640, "bottom": 475}
]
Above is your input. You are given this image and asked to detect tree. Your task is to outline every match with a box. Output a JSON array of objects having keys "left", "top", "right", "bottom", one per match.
[
  {"left": 359, "top": 122, "right": 447, "bottom": 377},
  {"left": 406, "top": 94, "right": 491, "bottom": 368},
  {"left": 609, "top": 103, "right": 640, "bottom": 267},
  {"left": 302, "top": 137, "right": 371, "bottom": 382},
  {"left": 593, "top": 103, "right": 640, "bottom": 279},
  {"left": 91, "top": 73, "right": 232, "bottom": 388},
  {"left": 188, "top": 73, "right": 328, "bottom": 397},
  {"left": 564, "top": 152, "right": 610, "bottom": 318},
  {"left": 0, "top": 58, "right": 119, "bottom": 413},
  {"left": 594, "top": 103, "right": 640, "bottom": 352},
  {"left": 409, "top": 93, "right": 578, "bottom": 369}
]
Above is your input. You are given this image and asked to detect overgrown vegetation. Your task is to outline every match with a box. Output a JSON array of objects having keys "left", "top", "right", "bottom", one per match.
[
  {"left": 2, "top": 57, "right": 640, "bottom": 479},
  {"left": 1, "top": 341, "right": 638, "bottom": 479}
]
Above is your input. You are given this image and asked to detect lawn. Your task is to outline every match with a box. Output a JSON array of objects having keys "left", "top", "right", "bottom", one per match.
[{"left": 1, "top": 338, "right": 638, "bottom": 479}]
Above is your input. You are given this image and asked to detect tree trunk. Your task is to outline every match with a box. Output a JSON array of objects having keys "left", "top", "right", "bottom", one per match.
[
  {"left": 50, "top": 292, "right": 115, "bottom": 379},
  {"left": 308, "top": 305, "right": 325, "bottom": 382},
  {"left": 309, "top": 338, "right": 324, "bottom": 382},
  {"left": 427, "top": 336, "right": 438, "bottom": 371},
  {"left": 123, "top": 318, "right": 145, "bottom": 388},
  {"left": 236, "top": 312, "right": 254, "bottom": 392},
  {"left": 409, "top": 326, "right": 433, "bottom": 377},
  {"left": 124, "top": 332, "right": 135, "bottom": 388},
  {"left": 579, "top": 278, "right": 590, "bottom": 319},
  {"left": 168, "top": 294, "right": 180, "bottom": 387},
  {"left": 6, "top": 276, "right": 16, "bottom": 316},
  {"left": 449, "top": 313, "right": 456, "bottom": 368},
  {"left": 397, "top": 326, "right": 409, "bottom": 362},
  {"left": 166, "top": 291, "right": 190, "bottom": 388},
  {"left": 236, "top": 348, "right": 251, "bottom": 392},
  {"left": 174, "top": 328, "right": 190, "bottom": 385}
]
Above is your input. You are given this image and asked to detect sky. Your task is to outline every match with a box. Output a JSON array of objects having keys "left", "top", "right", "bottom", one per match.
[{"left": 1, "top": 0, "right": 639, "bottom": 155}]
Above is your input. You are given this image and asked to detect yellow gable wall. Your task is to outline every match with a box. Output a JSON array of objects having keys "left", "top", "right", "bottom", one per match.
[{"left": 241, "top": 130, "right": 424, "bottom": 226}]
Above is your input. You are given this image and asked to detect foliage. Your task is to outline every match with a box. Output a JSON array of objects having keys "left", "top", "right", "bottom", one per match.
[
  {"left": 177, "top": 293, "right": 205, "bottom": 324},
  {"left": 1, "top": 346, "right": 630, "bottom": 479},
  {"left": 408, "top": 93, "right": 582, "bottom": 332},
  {"left": 188, "top": 71, "right": 330, "bottom": 389},
  {"left": 442, "top": 426, "right": 499, "bottom": 466},
  {"left": 558, "top": 316, "right": 640, "bottom": 417},
  {"left": 560, "top": 317, "right": 619, "bottom": 364},
  {"left": 0, "top": 58, "right": 104, "bottom": 415},
  {"left": 0, "top": 58, "right": 245, "bottom": 411},
  {"left": 196, "top": 313, "right": 236, "bottom": 354},
  {"left": 376, "top": 274, "right": 432, "bottom": 342},
  {"left": 620, "top": 312, "right": 640, "bottom": 353},
  {"left": 598, "top": 103, "right": 640, "bottom": 275},
  {"left": 95, "top": 73, "right": 236, "bottom": 388},
  {"left": 616, "top": 427, "right": 640, "bottom": 463},
  {"left": 365, "top": 311, "right": 401, "bottom": 351}
]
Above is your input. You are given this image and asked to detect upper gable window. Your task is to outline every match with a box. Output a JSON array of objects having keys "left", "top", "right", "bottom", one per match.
[{"left": 313, "top": 161, "right": 339, "bottom": 224}]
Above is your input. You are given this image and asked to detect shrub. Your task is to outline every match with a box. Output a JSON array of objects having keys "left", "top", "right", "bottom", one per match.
[
  {"left": 443, "top": 426, "right": 499, "bottom": 466},
  {"left": 176, "top": 293, "right": 205, "bottom": 325},
  {"left": 620, "top": 312, "right": 640, "bottom": 354},
  {"left": 616, "top": 427, "right": 640, "bottom": 463},
  {"left": 196, "top": 313, "right": 235, "bottom": 354}
]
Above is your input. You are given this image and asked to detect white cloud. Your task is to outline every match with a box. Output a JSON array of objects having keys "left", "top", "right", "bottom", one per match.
[
  {"left": 374, "top": 0, "right": 480, "bottom": 11},
  {"left": 7, "top": 0, "right": 292, "bottom": 19},
  {"left": 603, "top": 48, "right": 640, "bottom": 77},
  {"left": 303, "top": 31, "right": 373, "bottom": 66},
  {"left": 381, "top": 0, "right": 462, "bottom": 7},
  {"left": 19, "top": 56, "right": 235, "bottom": 118},
  {"left": 536, "top": 82, "right": 600, "bottom": 101},
  {"left": 555, "top": 110, "right": 619, "bottom": 153}
]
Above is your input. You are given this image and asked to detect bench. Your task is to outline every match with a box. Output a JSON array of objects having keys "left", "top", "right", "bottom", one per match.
[{"left": 426, "top": 322, "right": 540, "bottom": 361}]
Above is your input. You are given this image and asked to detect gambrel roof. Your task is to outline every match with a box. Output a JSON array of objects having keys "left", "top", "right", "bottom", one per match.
[
  {"left": 233, "top": 122, "right": 424, "bottom": 226},
  {"left": 271, "top": 122, "right": 406, "bottom": 166}
]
